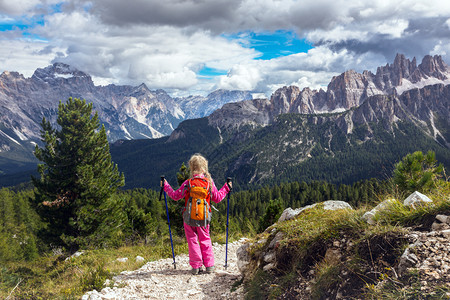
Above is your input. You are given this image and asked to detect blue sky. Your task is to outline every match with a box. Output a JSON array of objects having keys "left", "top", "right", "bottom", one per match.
[
  {"left": 227, "top": 31, "right": 314, "bottom": 60},
  {"left": 1, "top": 1, "right": 450, "bottom": 97},
  {"left": 199, "top": 30, "right": 314, "bottom": 78}
]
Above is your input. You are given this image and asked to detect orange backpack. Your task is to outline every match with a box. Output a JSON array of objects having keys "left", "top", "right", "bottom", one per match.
[{"left": 183, "top": 177, "right": 212, "bottom": 227}]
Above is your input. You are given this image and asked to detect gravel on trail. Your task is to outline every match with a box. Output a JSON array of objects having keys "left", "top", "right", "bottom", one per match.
[{"left": 82, "top": 239, "right": 246, "bottom": 299}]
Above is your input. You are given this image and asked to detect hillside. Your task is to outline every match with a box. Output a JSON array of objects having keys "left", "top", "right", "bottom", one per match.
[{"left": 236, "top": 186, "right": 450, "bottom": 299}]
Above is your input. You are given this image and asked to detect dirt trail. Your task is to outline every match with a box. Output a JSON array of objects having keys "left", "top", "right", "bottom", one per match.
[{"left": 82, "top": 239, "right": 245, "bottom": 299}]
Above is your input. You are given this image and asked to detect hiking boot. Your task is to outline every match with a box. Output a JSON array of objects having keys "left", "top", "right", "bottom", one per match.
[
  {"left": 191, "top": 268, "right": 200, "bottom": 275},
  {"left": 205, "top": 266, "right": 215, "bottom": 274}
]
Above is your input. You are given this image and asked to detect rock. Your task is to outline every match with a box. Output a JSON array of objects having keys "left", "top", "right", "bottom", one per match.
[
  {"left": 398, "top": 246, "right": 419, "bottom": 276},
  {"left": 278, "top": 207, "right": 304, "bottom": 222},
  {"left": 135, "top": 256, "right": 145, "bottom": 262},
  {"left": 186, "top": 289, "right": 201, "bottom": 296},
  {"left": 362, "top": 199, "right": 397, "bottom": 225},
  {"left": 236, "top": 243, "right": 251, "bottom": 273},
  {"left": 268, "top": 232, "right": 284, "bottom": 249},
  {"left": 436, "top": 214, "right": 450, "bottom": 224},
  {"left": 65, "top": 250, "right": 85, "bottom": 261},
  {"left": 263, "top": 252, "right": 276, "bottom": 263},
  {"left": 324, "top": 248, "right": 342, "bottom": 265},
  {"left": 322, "top": 200, "right": 353, "bottom": 211},
  {"left": 278, "top": 201, "right": 353, "bottom": 223},
  {"left": 117, "top": 257, "right": 128, "bottom": 263},
  {"left": 441, "top": 230, "right": 450, "bottom": 239},
  {"left": 433, "top": 214, "right": 450, "bottom": 231},
  {"left": 403, "top": 191, "right": 433, "bottom": 207},
  {"left": 263, "top": 263, "right": 276, "bottom": 272},
  {"left": 432, "top": 222, "right": 450, "bottom": 232}
]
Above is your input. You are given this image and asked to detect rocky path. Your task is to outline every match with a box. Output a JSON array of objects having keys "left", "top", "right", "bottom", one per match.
[{"left": 82, "top": 239, "right": 246, "bottom": 300}]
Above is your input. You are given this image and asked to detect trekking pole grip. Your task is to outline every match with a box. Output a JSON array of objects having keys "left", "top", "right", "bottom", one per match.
[
  {"left": 227, "top": 177, "right": 232, "bottom": 191},
  {"left": 160, "top": 175, "right": 165, "bottom": 187}
]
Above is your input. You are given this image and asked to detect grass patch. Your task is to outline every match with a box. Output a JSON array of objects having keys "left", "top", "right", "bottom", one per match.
[
  {"left": 311, "top": 260, "right": 341, "bottom": 299},
  {"left": 275, "top": 205, "right": 367, "bottom": 268},
  {"left": 244, "top": 269, "right": 272, "bottom": 300},
  {"left": 0, "top": 239, "right": 189, "bottom": 299}
]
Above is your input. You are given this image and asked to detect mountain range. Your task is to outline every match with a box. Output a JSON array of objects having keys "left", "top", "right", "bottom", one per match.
[
  {"left": 110, "top": 54, "right": 450, "bottom": 189},
  {"left": 0, "top": 54, "right": 449, "bottom": 188},
  {"left": 0, "top": 63, "right": 251, "bottom": 177}
]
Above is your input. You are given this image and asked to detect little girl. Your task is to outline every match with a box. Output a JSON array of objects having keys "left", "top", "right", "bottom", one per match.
[{"left": 162, "top": 153, "right": 231, "bottom": 274}]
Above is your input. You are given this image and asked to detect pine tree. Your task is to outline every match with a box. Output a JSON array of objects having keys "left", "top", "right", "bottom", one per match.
[
  {"left": 258, "top": 198, "right": 284, "bottom": 233},
  {"left": 32, "top": 98, "right": 125, "bottom": 248},
  {"left": 393, "top": 150, "right": 444, "bottom": 194},
  {"left": 177, "top": 162, "right": 190, "bottom": 186}
]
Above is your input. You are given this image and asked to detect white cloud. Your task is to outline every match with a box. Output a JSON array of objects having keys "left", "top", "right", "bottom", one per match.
[
  {"left": 31, "top": 10, "right": 259, "bottom": 90},
  {"left": 218, "top": 64, "right": 262, "bottom": 91},
  {"left": 1, "top": 0, "right": 450, "bottom": 97},
  {"left": 431, "top": 41, "right": 450, "bottom": 56},
  {"left": 0, "top": 0, "right": 40, "bottom": 15},
  {"left": 0, "top": 39, "right": 63, "bottom": 77},
  {"left": 216, "top": 46, "right": 358, "bottom": 96}
]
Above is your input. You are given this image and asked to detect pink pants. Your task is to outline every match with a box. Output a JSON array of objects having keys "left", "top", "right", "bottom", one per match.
[{"left": 184, "top": 223, "right": 215, "bottom": 269}]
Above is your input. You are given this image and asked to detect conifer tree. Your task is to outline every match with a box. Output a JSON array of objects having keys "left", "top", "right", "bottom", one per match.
[
  {"left": 177, "top": 162, "right": 190, "bottom": 186},
  {"left": 393, "top": 150, "right": 444, "bottom": 194},
  {"left": 258, "top": 198, "right": 284, "bottom": 233},
  {"left": 32, "top": 98, "right": 125, "bottom": 248}
]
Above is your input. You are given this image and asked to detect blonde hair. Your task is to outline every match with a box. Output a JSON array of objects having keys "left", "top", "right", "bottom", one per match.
[{"left": 189, "top": 153, "right": 212, "bottom": 183}]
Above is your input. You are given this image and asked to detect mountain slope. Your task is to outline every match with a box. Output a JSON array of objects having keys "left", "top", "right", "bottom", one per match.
[{"left": 109, "top": 82, "right": 449, "bottom": 190}]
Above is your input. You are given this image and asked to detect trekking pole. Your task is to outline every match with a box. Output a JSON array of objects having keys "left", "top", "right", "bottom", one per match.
[
  {"left": 160, "top": 175, "right": 176, "bottom": 269},
  {"left": 224, "top": 177, "right": 232, "bottom": 270}
]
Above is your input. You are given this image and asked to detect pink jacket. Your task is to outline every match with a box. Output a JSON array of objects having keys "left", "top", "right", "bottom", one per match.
[{"left": 163, "top": 174, "right": 230, "bottom": 204}]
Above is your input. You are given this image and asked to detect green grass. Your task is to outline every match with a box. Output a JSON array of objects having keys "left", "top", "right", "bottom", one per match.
[
  {"left": 0, "top": 239, "right": 189, "bottom": 299},
  {"left": 276, "top": 204, "right": 367, "bottom": 254}
]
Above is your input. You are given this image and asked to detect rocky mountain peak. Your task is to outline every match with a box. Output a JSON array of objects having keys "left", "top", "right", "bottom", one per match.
[
  {"left": 206, "top": 54, "right": 450, "bottom": 137},
  {"left": 130, "top": 83, "right": 152, "bottom": 98},
  {"left": 0, "top": 70, "right": 24, "bottom": 79},
  {"left": 31, "top": 62, "right": 94, "bottom": 87},
  {"left": 270, "top": 85, "right": 301, "bottom": 115},
  {"left": 417, "top": 54, "right": 448, "bottom": 80}
]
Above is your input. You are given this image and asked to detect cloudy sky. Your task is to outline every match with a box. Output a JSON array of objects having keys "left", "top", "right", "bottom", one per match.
[{"left": 1, "top": 0, "right": 450, "bottom": 97}]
